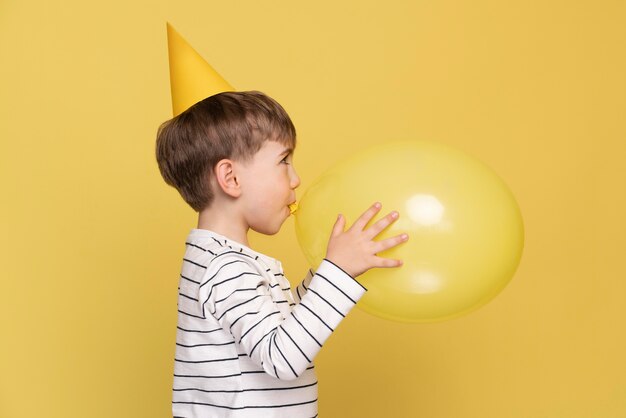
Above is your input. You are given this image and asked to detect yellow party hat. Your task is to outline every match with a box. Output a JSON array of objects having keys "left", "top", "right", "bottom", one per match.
[{"left": 166, "top": 23, "right": 235, "bottom": 116}]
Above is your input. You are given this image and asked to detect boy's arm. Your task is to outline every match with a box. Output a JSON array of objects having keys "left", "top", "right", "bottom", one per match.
[{"left": 203, "top": 254, "right": 366, "bottom": 381}]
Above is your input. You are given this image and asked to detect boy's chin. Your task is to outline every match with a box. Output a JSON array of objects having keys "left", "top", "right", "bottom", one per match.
[
  {"left": 250, "top": 219, "right": 286, "bottom": 236},
  {"left": 249, "top": 208, "right": 290, "bottom": 236},
  {"left": 251, "top": 225, "right": 282, "bottom": 236}
]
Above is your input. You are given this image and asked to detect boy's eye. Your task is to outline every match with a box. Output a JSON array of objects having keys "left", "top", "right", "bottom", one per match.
[{"left": 281, "top": 156, "right": 290, "bottom": 164}]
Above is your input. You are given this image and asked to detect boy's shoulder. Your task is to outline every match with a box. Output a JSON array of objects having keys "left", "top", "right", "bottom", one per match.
[{"left": 184, "top": 228, "right": 282, "bottom": 274}]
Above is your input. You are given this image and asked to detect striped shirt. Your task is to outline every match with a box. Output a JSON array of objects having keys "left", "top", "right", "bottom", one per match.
[{"left": 172, "top": 228, "right": 367, "bottom": 418}]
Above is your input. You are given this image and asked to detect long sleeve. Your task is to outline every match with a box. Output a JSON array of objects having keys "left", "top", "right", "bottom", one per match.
[
  {"left": 293, "top": 268, "right": 314, "bottom": 303},
  {"left": 200, "top": 254, "right": 367, "bottom": 381}
]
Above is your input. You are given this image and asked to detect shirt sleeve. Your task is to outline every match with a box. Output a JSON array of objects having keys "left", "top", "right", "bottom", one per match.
[
  {"left": 200, "top": 254, "right": 367, "bottom": 381},
  {"left": 292, "top": 268, "right": 314, "bottom": 304}
]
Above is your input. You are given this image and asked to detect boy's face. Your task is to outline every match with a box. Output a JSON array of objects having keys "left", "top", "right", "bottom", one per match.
[{"left": 237, "top": 140, "right": 300, "bottom": 235}]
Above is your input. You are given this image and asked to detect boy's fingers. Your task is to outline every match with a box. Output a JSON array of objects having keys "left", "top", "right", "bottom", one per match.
[
  {"left": 373, "top": 256, "right": 404, "bottom": 268},
  {"left": 365, "top": 211, "right": 399, "bottom": 240},
  {"left": 331, "top": 214, "right": 346, "bottom": 237},
  {"left": 374, "top": 233, "right": 409, "bottom": 253},
  {"left": 349, "top": 202, "right": 382, "bottom": 232}
]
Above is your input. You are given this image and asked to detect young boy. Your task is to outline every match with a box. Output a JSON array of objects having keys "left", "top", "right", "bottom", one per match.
[{"left": 156, "top": 91, "right": 408, "bottom": 417}]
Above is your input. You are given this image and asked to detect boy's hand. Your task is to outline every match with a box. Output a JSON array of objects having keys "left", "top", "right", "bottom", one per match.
[{"left": 325, "top": 202, "right": 409, "bottom": 278}]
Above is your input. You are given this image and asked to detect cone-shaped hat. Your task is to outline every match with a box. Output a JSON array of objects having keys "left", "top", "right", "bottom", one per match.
[{"left": 166, "top": 23, "right": 234, "bottom": 116}]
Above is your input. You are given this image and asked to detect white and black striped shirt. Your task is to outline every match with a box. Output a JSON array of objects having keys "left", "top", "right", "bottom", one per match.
[{"left": 172, "top": 228, "right": 367, "bottom": 417}]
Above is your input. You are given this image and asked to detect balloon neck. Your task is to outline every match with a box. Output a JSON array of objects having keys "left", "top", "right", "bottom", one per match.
[{"left": 289, "top": 202, "right": 299, "bottom": 215}]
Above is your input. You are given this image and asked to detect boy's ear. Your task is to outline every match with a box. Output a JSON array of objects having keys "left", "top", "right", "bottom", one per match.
[{"left": 213, "top": 159, "right": 242, "bottom": 198}]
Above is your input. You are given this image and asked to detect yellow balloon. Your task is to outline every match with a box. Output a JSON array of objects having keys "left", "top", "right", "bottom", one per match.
[{"left": 294, "top": 140, "right": 524, "bottom": 323}]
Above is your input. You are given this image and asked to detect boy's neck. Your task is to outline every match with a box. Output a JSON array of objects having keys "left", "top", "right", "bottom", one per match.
[{"left": 197, "top": 207, "right": 250, "bottom": 247}]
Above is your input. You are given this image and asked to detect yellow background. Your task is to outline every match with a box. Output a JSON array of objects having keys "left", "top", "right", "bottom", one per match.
[{"left": 1, "top": 1, "right": 624, "bottom": 417}]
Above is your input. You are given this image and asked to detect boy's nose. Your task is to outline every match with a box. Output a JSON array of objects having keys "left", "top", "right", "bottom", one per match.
[{"left": 290, "top": 167, "right": 301, "bottom": 189}]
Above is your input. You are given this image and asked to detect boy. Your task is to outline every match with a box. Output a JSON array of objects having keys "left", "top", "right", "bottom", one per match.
[{"left": 156, "top": 91, "right": 408, "bottom": 417}]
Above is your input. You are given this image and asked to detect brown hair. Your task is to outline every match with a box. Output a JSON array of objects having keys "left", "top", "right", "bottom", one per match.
[{"left": 155, "top": 91, "right": 296, "bottom": 212}]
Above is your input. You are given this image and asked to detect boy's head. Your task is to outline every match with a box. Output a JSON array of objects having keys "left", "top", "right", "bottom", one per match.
[{"left": 155, "top": 91, "right": 297, "bottom": 213}]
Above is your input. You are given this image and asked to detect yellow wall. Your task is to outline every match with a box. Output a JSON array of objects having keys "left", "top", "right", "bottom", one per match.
[{"left": 1, "top": 1, "right": 624, "bottom": 417}]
